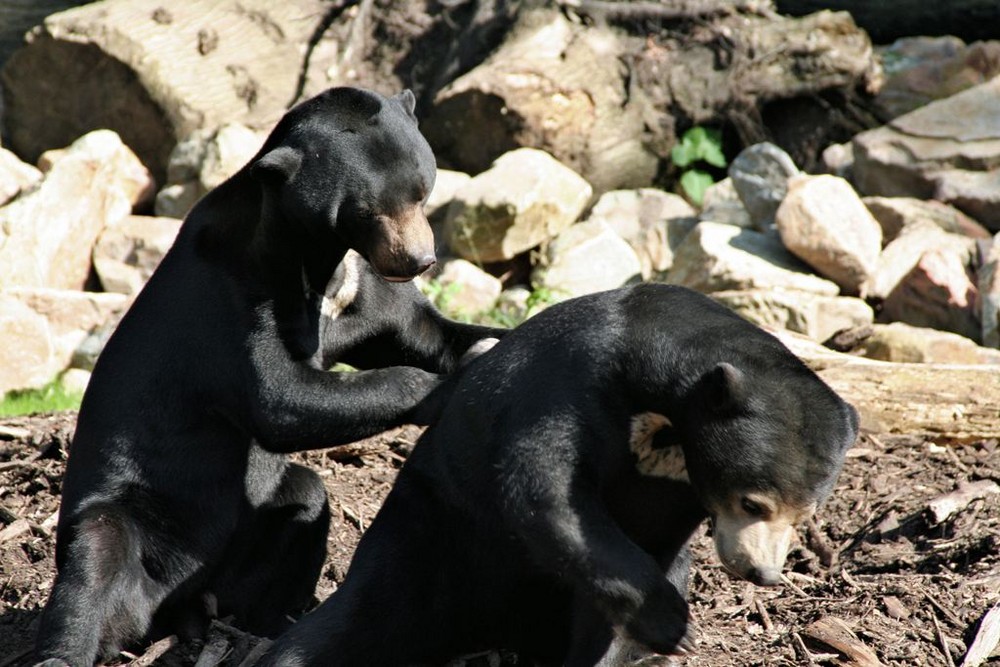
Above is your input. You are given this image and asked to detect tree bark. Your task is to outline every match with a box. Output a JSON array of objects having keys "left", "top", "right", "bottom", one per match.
[
  {"left": 424, "top": 7, "right": 880, "bottom": 193},
  {"left": 773, "top": 329, "right": 1000, "bottom": 441},
  {"left": 775, "top": 0, "right": 1000, "bottom": 44},
  {"left": 0, "top": 0, "right": 332, "bottom": 184}
]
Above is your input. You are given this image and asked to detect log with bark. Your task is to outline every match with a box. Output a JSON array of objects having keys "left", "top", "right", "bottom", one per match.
[
  {"left": 772, "top": 329, "right": 1000, "bottom": 441},
  {"left": 0, "top": 0, "right": 519, "bottom": 185},
  {"left": 424, "top": 3, "right": 881, "bottom": 192},
  {"left": 0, "top": 0, "right": 335, "bottom": 184}
]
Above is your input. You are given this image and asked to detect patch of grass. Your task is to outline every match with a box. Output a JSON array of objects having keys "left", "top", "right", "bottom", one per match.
[{"left": 0, "top": 381, "right": 84, "bottom": 417}]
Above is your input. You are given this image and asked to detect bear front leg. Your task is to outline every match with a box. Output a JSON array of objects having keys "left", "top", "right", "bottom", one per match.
[
  {"left": 317, "top": 260, "right": 506, "bottom": 374},
  {"left": 499, "top": 431, "right": 693, "bottom": 657},
  {"left": 244, "top": 338, "right": 446, "bottom": 453}
]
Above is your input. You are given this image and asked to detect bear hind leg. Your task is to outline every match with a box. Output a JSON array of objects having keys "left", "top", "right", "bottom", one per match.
[
  {"left": 212, "top": 462, "right": 331, "bottom": 637},
  {"left": 35, "top": 506, "right": 169, "bottom": 664}
]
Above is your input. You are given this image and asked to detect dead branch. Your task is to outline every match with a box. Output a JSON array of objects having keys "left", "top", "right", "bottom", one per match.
[
  {"left": 928, "top": 480, "right": 1000, "bottom": 524},
  {"left": 961, "top": 604, "right": 1000, "bottom": 667}
]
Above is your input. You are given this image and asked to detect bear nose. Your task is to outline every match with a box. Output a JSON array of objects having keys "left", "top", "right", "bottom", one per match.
[
  {"left": 747, "top": 566, "right": 782, "bottom": 587},
  {"left": 414, "top": 254, "right": 436, "bottom": 275}
]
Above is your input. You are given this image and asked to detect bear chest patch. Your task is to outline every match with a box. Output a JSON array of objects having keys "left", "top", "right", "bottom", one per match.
[
  {"left": 629, "top": 412, "right": 689, "bottom": 483},
  {"left": 321, "top": 250, "right": 362, "bottom": 320}
]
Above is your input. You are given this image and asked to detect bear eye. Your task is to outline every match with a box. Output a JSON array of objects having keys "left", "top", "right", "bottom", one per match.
[{"left": 741, "top": 498, "right": 767, "bottom": 518}]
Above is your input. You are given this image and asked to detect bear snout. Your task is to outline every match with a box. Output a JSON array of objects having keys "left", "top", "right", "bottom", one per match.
[
  {"left": 712, "top": 510, "right": 797, "bottom": 587},
  {"left": 366, "top": 207, "right": 436, "bottom": 281}
]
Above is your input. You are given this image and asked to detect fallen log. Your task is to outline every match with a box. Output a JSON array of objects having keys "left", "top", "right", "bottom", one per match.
[
  {"left": 0, "top": 0, "right": 332, "bottom": 183},
  {"left": 425, "top": 6, "right": 880, "bottom": 192},
  {"left": 771, "top": 329, "right": 1000, "bottom": 441}
]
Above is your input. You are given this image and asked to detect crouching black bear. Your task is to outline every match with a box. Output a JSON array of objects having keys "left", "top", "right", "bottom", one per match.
[
  {"left": 259, "top": 283, "right": 860, "bottom": 666},
  {"left": 34, "top": 87, "right": 503, "bottom": 666}
]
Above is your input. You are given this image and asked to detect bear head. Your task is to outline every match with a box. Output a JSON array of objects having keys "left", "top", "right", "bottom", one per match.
[
  {"left": 676, "top": 362, "right": 859, "bottom": 586},
  {"left": 252, "top": 87, "right": 437, "bottom": 281}
]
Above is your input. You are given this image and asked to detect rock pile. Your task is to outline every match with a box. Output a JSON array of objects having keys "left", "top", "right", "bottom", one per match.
[{"left": 2, "top": 1, "right": 1000, "bottom": 400}]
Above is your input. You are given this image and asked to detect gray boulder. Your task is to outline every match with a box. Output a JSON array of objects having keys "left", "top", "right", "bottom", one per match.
[
  {"left": 728, "top": 142, "right": 800, "bottom": 230},
  {"left": 979, "top": 233, "right": 1000, "bottom": 348},
  {"left": 699, "top": 177, "right": 753, "bottom": 228}
]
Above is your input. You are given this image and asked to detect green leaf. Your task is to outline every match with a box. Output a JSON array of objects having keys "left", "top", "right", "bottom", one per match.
[
  {"left": 670, "top": 140, "right": 696, "bottom": 168},
  {"left": 680, "top": 169, "right": 715, "bottom": 206},
  {"left": 672, "top": 126, "right": 726, "bottom": 169},
  {"left": 700, "top": 129, "right": 727, "bottom": 168}
]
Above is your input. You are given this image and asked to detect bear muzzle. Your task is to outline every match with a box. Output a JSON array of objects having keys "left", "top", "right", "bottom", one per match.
[
  {"left": 366, "top": 206, "right": 437, "bottom": 281},
  {"left": 711, "top": 507, "right": 803, "bottom": 587}
]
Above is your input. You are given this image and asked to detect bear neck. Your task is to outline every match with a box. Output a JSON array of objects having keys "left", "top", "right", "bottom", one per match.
[{"left": 193, "top": 170, "right": 347, "bottom": 298}]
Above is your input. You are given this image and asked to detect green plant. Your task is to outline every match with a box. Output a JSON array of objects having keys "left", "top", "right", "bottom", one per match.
[
  {"left": 419, "top": 278, "right": 468, "bottom": 322},
  {"left": 0, "top": 381, "right": 84, "bottom": 417},
  {"left": 671, "top": 126, "right": 726, "bottom": 206}
]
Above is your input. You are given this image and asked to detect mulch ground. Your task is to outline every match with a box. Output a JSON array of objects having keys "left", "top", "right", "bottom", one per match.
[{"left": 1, "top": 412, "right": 998, "bottom": 666}]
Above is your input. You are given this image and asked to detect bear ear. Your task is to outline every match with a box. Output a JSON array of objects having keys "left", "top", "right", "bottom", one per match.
[
  {"left": 707, "top": 362, "right": 749, "bottom": 412},
  {"left": 251, "top": 146, "right": 302, "bottom": 185},
  {"left": 394, "top": 89, "right": 417, "bottom": 116}
]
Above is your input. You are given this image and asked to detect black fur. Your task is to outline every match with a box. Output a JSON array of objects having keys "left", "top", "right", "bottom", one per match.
[
  {"left": 259, "top": 284, "right": 859, "bottom": 666},
  {"left": 35, "top": 87, "right": 501, "bottom": 666}
]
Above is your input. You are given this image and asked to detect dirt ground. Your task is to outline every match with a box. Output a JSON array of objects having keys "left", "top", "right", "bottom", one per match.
[{"left": 1, "top": 412, "right": 998, "bottom": 666}]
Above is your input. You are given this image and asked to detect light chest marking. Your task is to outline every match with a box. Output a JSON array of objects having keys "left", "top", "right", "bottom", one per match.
[
  {"left": 629, "top": 412, "right": 689, "bottom": 483},
  {"left": 321, "top": 250, "right": 362, "bottom": 320}
]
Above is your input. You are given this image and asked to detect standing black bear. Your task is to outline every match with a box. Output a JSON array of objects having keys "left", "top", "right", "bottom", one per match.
[
  {"left": 259, "top": 284, "right": 860, "bottom": 666},
  {"left": 34, "top": 87, "right": 502, "bottom": 666}
]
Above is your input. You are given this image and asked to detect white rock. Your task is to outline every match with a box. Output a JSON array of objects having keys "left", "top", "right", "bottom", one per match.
[
  {"left": 39, "top": 131, "right": 154, "bottom": 208},
  {"left": 532, "top": 220, "right": 641, "bottom": 299},
  {"left": 155, "top": 123, "right": 266, "bottom": 219},
  {"left": 880, "top": 246, "right": 980, "bottom": 342},
  {"left": 712, "top": 290, "right": 873, "bottom": 343},
  {"left": 665, "top": 222, "right": 840, "bottom": 295},
  {"left": 586, "top": 188, "right": 696, "bottom": 278},
  {"left": 0, "top": 147, "right": 41, "bottom": 206},
  {"left": 865, "top": 220, "right": 976, "bottom": 300},
  {"left": 0, "top": 130, "right": 151, "bottom": 290},
  {"left": 444, "top": 148, "right": 593, "bottom": 263},
  {"left": 776, "top": 174, "right": 883, "bottom": 295},
  {"left": 494, "top": 286, "right": 532, "bottom": 323},
  {"left": 0, "top": 288, "right": 127, "bottom": 395},
  {"left": 93, "top": 215, "right": 183, "bottom": 295},
  {"left": 433, "top": 258, "right": 502, "bottom": 317},
  {"left": 426, "top": 169, "right": 471, "bottom": 218},
  {"left": 0, "top": 295, "right": 54, "bottom": 397},
  {"left": 59, "top": 368, "right": 92, "bottom": 395}
]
